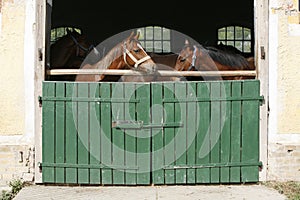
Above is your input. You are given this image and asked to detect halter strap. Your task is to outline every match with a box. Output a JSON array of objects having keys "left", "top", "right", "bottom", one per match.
[
  {"left": 187, "top": 45, "right": 198, "bottom": 71},
  {"left": 70, "top": 34, "right": 94, "bottom": 57},
  {"left": 123, "top": 42, "right": 151, "bottom": 69}
]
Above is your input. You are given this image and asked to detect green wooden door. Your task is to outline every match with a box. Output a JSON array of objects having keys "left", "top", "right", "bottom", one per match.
[
  {"left": 151, "top": 80, "right": 263, "bottom": 184},
  {"left": 41, "top": 80, "right": 263, "bottom": 185},
  {"left": 41, "top": 82, "right": 152, "bottom": 185}
]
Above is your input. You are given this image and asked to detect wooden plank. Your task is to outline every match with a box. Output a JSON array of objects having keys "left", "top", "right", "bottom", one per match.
[
  {"left": 174, "top": 82, "right": 187, "bottom": 184},
  {"left": 100, "top": 83, "right": 113, "bottom": 184},
  {"left": 89, "top": 83, "right": 101, "bottom": 184},
  {"left": 77, "top": 83, "right": 89, "bottom": 184},
  {"left": 163, "top": 82, "right": 175, "bottom": 184},
  {"left": 241, "top": 80, "right": 260, "bottom": 182},
  {"left": 124, "top": 83, "right": 137, "bottom": 185},
  {"left": 65, "top": 83, "right": 78, "bottom": 183},
  {"left": 196, "top": 82, "right": 210, "bottom": 183},
  {"left": 220, "top": 82, "right": 231, "bottom": 183},
  {"left": 42, "top": 82, "right": 55, "bottom": 183},
  {"left": 111, "top": 83, "right": 125, "bottom": 184},
  {"left": 210, "top": 82, "right": 221, "bottom": 183},
  {"left": 230, "top": 81, "right": 242, "bottom": 183},
  {"left": 136, "top": 83, "right": 151, "bottom": 185},
  {"left": 48, "top": 69, "right": 256, "bottom": 77},
  {"left": 186, "top": 82, "right": 197, "bottom": 184},
  {"left": 151, "top": 83, "right": 164, "bottom": 184},
  {"left": 55, "top": 82, "right": 65, "bottom": 183}
]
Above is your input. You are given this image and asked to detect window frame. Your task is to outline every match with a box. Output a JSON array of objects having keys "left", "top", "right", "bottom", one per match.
[
  {"left": 217, "top": 25, "right": 253, "bottom": 55},
  {"left": 136, "top": 26, "right": 171, "bottom": 53}
]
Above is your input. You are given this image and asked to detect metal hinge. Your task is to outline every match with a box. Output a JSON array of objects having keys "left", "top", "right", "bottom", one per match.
[
  {"left": 260, "top": 46, "right": 266, "bottom": 60},
  {"left": 38, "top": 96, "right": 42, "bottom": 107},
  {"left": 38, "top": 48, "right": 43, "bottom": 61}
]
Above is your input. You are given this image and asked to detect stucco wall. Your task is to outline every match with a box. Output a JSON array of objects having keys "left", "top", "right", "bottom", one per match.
[
  {"left": 267, "top": 0, "right": 300, "bottom": 181},
  {"left": 0, "top": 0, "right": 25, "bottom": 135},
  {"left": 276, "top": 0, "right": 300, "bottom": 134},
  {"left": 0, "top": 0, "right": 36, "bottom": 188}
]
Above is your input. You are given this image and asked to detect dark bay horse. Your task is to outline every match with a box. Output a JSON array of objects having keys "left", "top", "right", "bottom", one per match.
[
  {"left": 214, "top": 42, "right": 256, "bottom": 70},
  {"left": 174, "top": 40, "right": 256, "bottom": 80},
  {"left": 75, "top": 32, "right": 160, "bottom": 82},
  {"left": 49, "top": 28, "right": 96, "bottom": 81}
]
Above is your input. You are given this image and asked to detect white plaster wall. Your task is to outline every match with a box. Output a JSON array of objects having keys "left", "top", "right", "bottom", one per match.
[
  {"left": 0, "top": 0, "right": 25, "bottom": 136},
  {"left": 268, "top": 0, "right": 300, "bottom": 181},
  {"left": 0, "top": 0, "right": 36, "bottom": 187},
  {"left": 269, "top": 0, "right": 300, "bottom": 141}
]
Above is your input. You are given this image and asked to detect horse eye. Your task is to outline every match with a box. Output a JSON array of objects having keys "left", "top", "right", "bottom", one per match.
[
  {"left": 133, "top": 49, "right": 140, "bottom": 53},
  {"left": 180, "top": 58, "right": 186, "bottom": 62}
]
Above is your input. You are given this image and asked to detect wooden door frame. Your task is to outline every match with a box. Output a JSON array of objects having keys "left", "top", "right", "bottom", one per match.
[
  {"left": 34, "top": 0, "right": 48, "bottom": 183},
  {"left": 254, "top": 0, "right": 269, "bottom": 181}
]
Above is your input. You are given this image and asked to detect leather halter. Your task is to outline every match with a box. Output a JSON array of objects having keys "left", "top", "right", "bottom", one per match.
[
  {"left": 187, "top": 45, "right": 198, "bottom": 71},
  {"left": 123, "top": 41, "right": 151, "bottom": 69},
  {"left": 70, "top": 34, "right": 94, "bottom": 58}
]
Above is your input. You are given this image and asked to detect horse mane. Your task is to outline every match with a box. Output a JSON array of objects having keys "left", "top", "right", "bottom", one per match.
[
  {"left": 92, "top": 37, "right": 137, "bottom": 69},
  {"left": 93, "top": 42, "right": 123, "bottom": 69},
  {"left": 197, "top": 44, "right": 250, "bottom": 70}
]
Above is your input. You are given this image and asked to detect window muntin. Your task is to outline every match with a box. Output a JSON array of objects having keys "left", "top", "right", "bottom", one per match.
[
  {"left": 217, "top": 26, "right": 252, "bottom": 53},
  {"left": 137, "top": 26, "right": 171, "bottom": 53}
]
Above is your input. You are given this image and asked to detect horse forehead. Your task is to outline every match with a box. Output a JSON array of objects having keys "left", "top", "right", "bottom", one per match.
[
  {"left": 127, "top": 39, "right": 141, "bottom": 48},
  {"left": 180, "top": 47, "right": 194, "bottom": 58}
]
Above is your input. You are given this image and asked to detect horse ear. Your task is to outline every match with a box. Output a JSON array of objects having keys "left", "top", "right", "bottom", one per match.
[
  {"left": 134, "top": 31, "right": 140, "bottom": 40},
  {"left": 128, "top": 31, "right": 135, "bottom": 39},
  {"left": 66, "top": 28, "right": 73, "bottom": 34},
  {"left": 185, "top": 39, "right": 190, "bottom": 45}
]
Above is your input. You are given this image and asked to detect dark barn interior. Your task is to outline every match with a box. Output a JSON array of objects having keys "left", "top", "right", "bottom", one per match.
[{"left": 49, "top": 0, "right": 254, "bottom": 51}]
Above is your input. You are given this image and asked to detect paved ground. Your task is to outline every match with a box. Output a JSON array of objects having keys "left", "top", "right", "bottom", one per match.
[{"left": 13, "top": 183, "right": 287, "bottom": 200}]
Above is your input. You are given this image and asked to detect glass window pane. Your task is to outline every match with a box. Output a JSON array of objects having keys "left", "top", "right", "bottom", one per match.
[
  {"left": 235, "top": 41, "right": 243, "bottom": 52},
  {"left": 163, "top": 41, "right": 171, "bottom": 52},
  {"left": 145, "top": 41, "right": 153, "bottom": 52},
  {"left": 163, "top": 28, "right": 170, "bottom": 40},
  {"left": 227, "top": 41, "right": 234, "bottom": 46},
  {"left": 218, "top": 28, "right": 226, "bottom": 40},
  {"left": 235, "top": 26, "right": 243, "bottom": 40},
  {"left": 154, "top": 41, "right": 162, "bottom": 52},
  {"left": 146, "top": 27, "right": 153, "bottom": 40},
  {"left": 243, "top": 41, "right": 251, "bottom": 52},
  {"left": 57, "top": 28, "right": 65, "bottom": 38},
  {"left": 154, "top": 27, "right": 162, "bottom": 40},
  {"left": 244, "top": 28, "right": 251, "bottom": 40},
  {"left": 74, "top": 28, "right": 81, "bottom": 34},
  {"left": 227, "top": 26, "right": 234, "bottom": 39}
]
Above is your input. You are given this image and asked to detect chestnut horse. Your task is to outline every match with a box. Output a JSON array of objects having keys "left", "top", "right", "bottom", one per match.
[
  {"left": 75, "top": 32, "right": 158, "bottom": 82},
  {"left": 118, "top": 52, "right": 179, "bottom": 82},
  {"left": 49, "top": 28, "right": 96, "bottom": 81},
  {"left": 174, "top": 40, "right": 256, "bottom": 80}
]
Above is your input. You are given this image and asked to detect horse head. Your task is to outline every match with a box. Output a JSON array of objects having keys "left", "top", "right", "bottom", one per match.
[
  {"left": 174, "top": 39, "right": 224, "bottom": 81},
  {"left": 50, "top": 28, "right": 95, "bottom": 69},
  {"left": 174, "top": 39, "right": 201, "bottom": 71},
  {"left": 121, "top": 31, "right": 157, "bottom": 73},
  {"left": 66, "top": 28, "right": 95, "bottom": 60}
]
